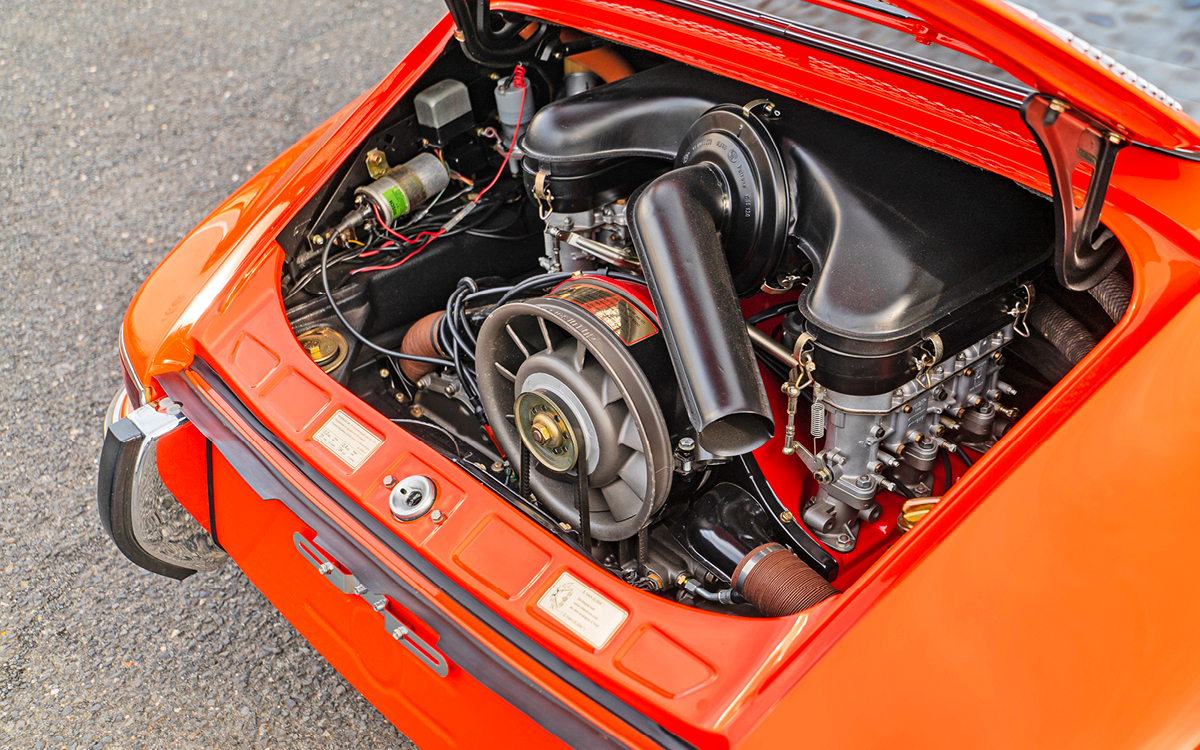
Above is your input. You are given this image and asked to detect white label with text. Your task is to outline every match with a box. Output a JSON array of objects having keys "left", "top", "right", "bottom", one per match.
[
  {"left": 313, "top": 410, "right": 381, "bottom": 470},
  {"left": 536, "top": 572, "right": 628, "bottom": 649}
]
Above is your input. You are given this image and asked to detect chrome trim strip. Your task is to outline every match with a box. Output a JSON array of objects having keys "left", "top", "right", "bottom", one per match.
[{"left": 117, "top": 326, "right": 147, "bottom": 408}]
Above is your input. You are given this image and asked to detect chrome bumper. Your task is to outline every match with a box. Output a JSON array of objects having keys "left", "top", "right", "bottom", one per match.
[{"left": 96, "top": 391, "right": 227, "bottom": 579}]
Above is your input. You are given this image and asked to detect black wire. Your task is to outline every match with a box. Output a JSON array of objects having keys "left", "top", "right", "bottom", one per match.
[
  {"left": 958, "top": 447, "right": 975, "bottom": 468},
  {"left": 747, "top": 301, "right": 798, "bottom": 325},
  {"left": 495, "top": 271, "right": 573, "bottom": 306},
  {"left": 891, "top": 480, "right": 917, "bottom": 499},
  {"left": 941, "top": 448, "right": 954, "bottom": 493},
  {"left": 286, "top": 245, "right": 366, "bottom": 300},
  {"left": 606, "top": 271, "right": 648, "bottom": 286},
  {"left": 437, "top": 279, "right": 486, "bottom": 417},
  {"left": 391, "top": 415, "right": 460, "bottom": 456},
  {"left": 466, "top": 225, "right": 542, "bottom": 240},
  {"left": 320, "top": 238, "right": 455, "bottom": 367}
]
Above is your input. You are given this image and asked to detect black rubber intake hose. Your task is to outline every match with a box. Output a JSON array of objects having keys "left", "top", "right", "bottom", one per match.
[
  {"left": 1028, "top": 296, "right": 1097, "bottom": 365},
  {"left": 628, "top": 162, "right": 774, "bottom": 456}
]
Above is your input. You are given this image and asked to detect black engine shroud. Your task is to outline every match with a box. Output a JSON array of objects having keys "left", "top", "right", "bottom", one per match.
[{"left": 521, "top": 63, "right": 1054, "bottom": 396}]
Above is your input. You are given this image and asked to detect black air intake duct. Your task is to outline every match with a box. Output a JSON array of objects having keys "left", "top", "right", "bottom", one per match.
[{"left": 627, "top": 106, "right": 787, "bottom": 456}]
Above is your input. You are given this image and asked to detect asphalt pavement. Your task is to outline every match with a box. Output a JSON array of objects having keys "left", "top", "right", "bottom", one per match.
[
  {"left": 0, "top": 1, "right": 442, "bottom": 747},
  {"left": 0, "top": 1, "right": 1196, "bottom": 749}
]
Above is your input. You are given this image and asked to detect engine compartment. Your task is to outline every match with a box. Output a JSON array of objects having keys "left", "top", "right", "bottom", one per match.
[{"left": 276, "top": 20, "right": 1131, "bottom": 617}]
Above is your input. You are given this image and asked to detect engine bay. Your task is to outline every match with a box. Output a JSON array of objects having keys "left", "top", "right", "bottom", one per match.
[{"left": 276, "top": 20, "right": 1131, "bottom": 618}]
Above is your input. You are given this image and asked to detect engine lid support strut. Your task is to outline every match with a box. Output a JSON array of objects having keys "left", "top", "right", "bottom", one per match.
[{"left": 1021, "top": 94, "right": 1127, "bottom": 292}]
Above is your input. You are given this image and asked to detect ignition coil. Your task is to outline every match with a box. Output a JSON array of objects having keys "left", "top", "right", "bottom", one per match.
[{"left": 318, "top": 152, "right": 450, "bottom": 246}]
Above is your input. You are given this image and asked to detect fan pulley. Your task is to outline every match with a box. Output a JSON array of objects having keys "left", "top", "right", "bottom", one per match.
[
  {"left": 515, "top": 390, "right": 580, "bottom": 473},
  {"left": 475, "top": 279, "right": 677, "bottom": 541}
]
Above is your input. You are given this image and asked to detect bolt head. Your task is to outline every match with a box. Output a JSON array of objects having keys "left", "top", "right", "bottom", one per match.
[
  {"left": 779, "top": 511, "right": 795, "bottom": 524},
  {"left": 856, "top": 474, "right": 872, "bottom": 488},
  {"left": 491, "top": 461, "right": 505, "bottom": 473},
  {"left": 894, "top": 389, "right": 904, "bottom": 398},
  {"left": 678, "top": 437, "right": 696, "bottom": 452},
  {"left": 430, "top": 510, "right": 446, "bottom": 524},
  {"left": 382, "top": 475, "right": 395, "bottom": 488}
]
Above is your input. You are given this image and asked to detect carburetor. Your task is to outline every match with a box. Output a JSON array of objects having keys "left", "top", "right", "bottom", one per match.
[{"left": 782, "top": 322, "right": 1022, "bottom": 552}]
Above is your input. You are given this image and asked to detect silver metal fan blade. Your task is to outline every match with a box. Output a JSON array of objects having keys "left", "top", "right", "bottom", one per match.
[
  {"left": 505, "top": 323, "right": 531, "bottom": 358},
  {"left": 600, "top": 480, "right": 642, "bottom": 522},
  {"left": 617, "top": 451, "right": 648, "bottom": 499},
  {"left": 537, "top": 317, "right": 554, "bottom": 353},
  {"left": 616, "top": 411, "right": 642, "bottom": 451},
  {"left": 494, "top": 362, "right": 517, "bottom": 382}
]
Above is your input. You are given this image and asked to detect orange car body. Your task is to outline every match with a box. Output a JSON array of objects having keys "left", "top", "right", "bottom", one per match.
[{"left": 109, "top": 1, "right": 1200, "bottom": 747}]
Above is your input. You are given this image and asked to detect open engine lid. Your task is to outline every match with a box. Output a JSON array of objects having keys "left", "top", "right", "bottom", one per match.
[
  {"left": 844, "top": 0, "right": 1200, "bottom": 153},
  {"left": 451, "top": 0, "right": 1200, "bottom": 153}
]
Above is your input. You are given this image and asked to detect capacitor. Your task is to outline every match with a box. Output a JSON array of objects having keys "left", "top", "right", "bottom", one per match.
[
  {"left": 494, "top": 74, "right": 534, "bottom": 142},
  {"left": 355, "top": 152, "right": 449, "bottom": 226}
]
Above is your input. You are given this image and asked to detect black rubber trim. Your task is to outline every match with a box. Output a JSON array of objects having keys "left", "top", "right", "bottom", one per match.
[
  {"left": 656, "top": 0, "right": 1030, "bottom": 108},
  {"left": 97, "top": 419, "right": 197, "bottom": 580},
  {"left": 163, "top": 362, "right": 695, "bottom": 750},
  {"left": 205, "top": 438, "right": 224, "bottom": 551},
  {"left": 1130, "top": 140, "right": 1200, "bottom": 162}
]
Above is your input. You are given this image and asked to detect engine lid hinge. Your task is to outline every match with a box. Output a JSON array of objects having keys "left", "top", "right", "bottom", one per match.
[
  {"left": 1020, "top": 94, "right": 1127, "bottom": 291},
  {"left": 444, "top": 0, "right": 554, "bottom": 67}
]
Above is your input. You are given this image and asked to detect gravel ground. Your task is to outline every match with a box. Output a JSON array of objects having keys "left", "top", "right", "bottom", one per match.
[
  {"left": 0, "top": 1, "right": 1194, "bottom": 749},
  {"left": 0, "top": 1, "right": 442, "bottom": 748}
]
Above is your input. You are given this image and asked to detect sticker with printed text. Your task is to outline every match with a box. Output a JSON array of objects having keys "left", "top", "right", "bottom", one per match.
[
  {"left": 536, "top": 572, "right": 628, "bottom": 649},
  {"left": 313, "top": 410, "right": 381, "bottom": 470}
]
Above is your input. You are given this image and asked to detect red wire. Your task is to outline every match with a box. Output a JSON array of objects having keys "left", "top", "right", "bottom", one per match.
[
  {"left": 354, "top": 66, "right": 525, "bottom": 278},
  {"left": 473, "top": 66, "right": 525, "bottom": 203},
  {"left": 352, "top": 233, "right": 440, "bottom": 275},
  {"left": 371, "top": 203, "right": 438, "bottom": 244}
]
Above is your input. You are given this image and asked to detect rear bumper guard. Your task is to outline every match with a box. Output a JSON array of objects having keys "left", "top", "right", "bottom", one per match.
[{"left": 97, "top": 394, "right": 227, "bottom": 579}]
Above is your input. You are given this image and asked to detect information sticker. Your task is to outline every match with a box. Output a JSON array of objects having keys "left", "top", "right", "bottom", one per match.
[
  {"left": 549, "top": 283, "right": 657, "bottom": 345},
  {"left": 537, "top": 572, "right": 629, "bottom": 649},
  {"left": 313, "top": 410, "right": 382, "bottom": 470}
]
